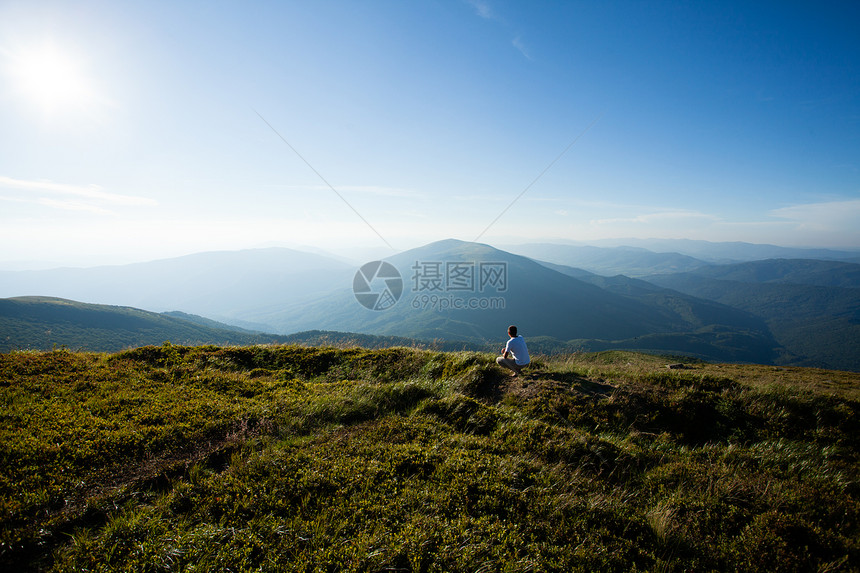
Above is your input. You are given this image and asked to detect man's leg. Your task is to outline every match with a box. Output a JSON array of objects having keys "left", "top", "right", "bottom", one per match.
[{"left": 496, "top": 356, "right": 521, "bottom": 376}]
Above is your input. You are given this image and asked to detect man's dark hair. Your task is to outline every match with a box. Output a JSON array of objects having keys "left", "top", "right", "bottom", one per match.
[{"left": 508, "top": 325, "right": 517, "bottom": 336}]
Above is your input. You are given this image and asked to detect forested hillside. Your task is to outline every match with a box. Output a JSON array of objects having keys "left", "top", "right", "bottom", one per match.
[{"left": 645, "top": 259, "right": 860, "bottom": 371}]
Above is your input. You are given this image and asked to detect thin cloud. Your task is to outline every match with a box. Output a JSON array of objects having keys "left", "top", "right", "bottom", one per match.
[
  {"left": 592, "top": 210, "right": 720, "bottom": 225},
  {"left": 0, "top": 175, "right": 157, "bottom": 206},
  {"left": 765, "top": 199, "right": 860, "bottom": 247},
  {"left": 466, "top": 0, "right": 493, "bottom": 19},
  {"left": 770, "top": 199, "right": 860, "bottom": 229},
  {"left": 465, "top": 1, "right": 532, "bottom": 60},
  {"left": 0, "top": 193, "right": 113, "bottom": 214},
  {"left": 339, "top": 185, "right": 421, "bottom": 198},
  {"left": 452, "top": 193, "right": 497, "bottom": 201},
  {"left": 270, "top": 184, "right": 420, "bottom": 198},
  {"left": 38, "top": 198, "right": 111, "bottom": 214},
  {"left": 512, "top": 36, "right": 532, "bottom": 60}
]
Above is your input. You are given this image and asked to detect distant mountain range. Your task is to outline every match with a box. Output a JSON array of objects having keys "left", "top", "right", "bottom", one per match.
[
  {"left": 559, "top": 238, "right": 860, "bottom": 265},
  {"left": 503, "top": 243, "right": 708, "bottom": 277},
  {"left": 250, "top": 239, "right": 781, "bottom": 364},
  {"left": 503, "top": 241, "right": 860, "bottom": 276},
  {"left": 1, "top": 239, "right": 858, "bottom": 370},
  {"left": 0, "top": 248, "right": 353, "bottom": 330}
]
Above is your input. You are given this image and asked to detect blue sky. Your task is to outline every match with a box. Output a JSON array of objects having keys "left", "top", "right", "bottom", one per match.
[{"left": 1, "top": 0, "right": 858, "bottom": 266}]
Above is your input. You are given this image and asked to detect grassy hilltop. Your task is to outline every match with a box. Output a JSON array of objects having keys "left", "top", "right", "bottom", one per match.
[{"left": 1, "top": 345, "right": 859, "bottom": 572}]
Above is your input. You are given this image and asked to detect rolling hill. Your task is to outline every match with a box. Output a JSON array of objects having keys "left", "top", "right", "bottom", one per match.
[
  {"left": 674, "top": 258, "right": 860, "bottom": 288},
  {"left": 0, "top": 297, "right": 494, "bottom": 354},
  {"left": 645, "top": 259, "right": 860, "bottom": 371},
  {"left": 0, "top": 297, "right": 290, "bottom": 352}
]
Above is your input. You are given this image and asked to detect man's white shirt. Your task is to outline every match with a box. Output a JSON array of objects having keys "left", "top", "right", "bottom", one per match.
[{"left": 505, "top": 335, "right": 530, "bottom": 365}]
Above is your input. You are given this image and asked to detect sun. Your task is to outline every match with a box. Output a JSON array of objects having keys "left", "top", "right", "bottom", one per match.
[{"left": 5, "top": 42, "right": 98, "bottom": 116}]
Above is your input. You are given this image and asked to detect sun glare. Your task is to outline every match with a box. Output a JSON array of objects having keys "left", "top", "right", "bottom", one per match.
[{"left": 5, "top": 42, "right": 98, "bottom": 116}]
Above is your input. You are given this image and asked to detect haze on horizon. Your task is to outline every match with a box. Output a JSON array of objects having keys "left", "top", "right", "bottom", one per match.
[{"left": 1, "top": 1, "right": 859, "bottom": 267}]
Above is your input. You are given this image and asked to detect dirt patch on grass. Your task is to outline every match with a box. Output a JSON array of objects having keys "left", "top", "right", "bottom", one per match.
[{"left": 500, "top": 368, "right": 616, "bottom": 401}]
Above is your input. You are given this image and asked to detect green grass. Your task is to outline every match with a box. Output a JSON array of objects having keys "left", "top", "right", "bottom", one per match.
[{"left": 1, "top": 344, "right": 858, "bottom": 571}]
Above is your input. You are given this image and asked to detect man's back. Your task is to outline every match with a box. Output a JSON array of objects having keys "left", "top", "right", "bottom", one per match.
[{"left": 505, "top": 335, "right": 530, "bottom": 365}]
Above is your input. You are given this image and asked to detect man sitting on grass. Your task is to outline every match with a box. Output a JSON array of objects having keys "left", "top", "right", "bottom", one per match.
[{"left": 496, "top": 325, "right": 530, "bottom": 377}]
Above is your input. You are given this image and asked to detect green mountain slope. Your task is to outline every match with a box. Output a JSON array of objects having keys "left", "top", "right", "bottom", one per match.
[
  {"left": 645, "top": 263, "right": 860, "bottom": 371},
  {"left": 0, "top": 297, "right": 492, "bottom": 354},
  {"left": 2, "top": 346, "right": 858, "bottom": 571},
  {"left": 0, "top": 297, "right": 289, "bottom": 352},
  {"left": 681, "top": 258, "right": 860, "bottom": 288},
  {"left": 545, "top": 262, "right": 773, "bottom": 333}
]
